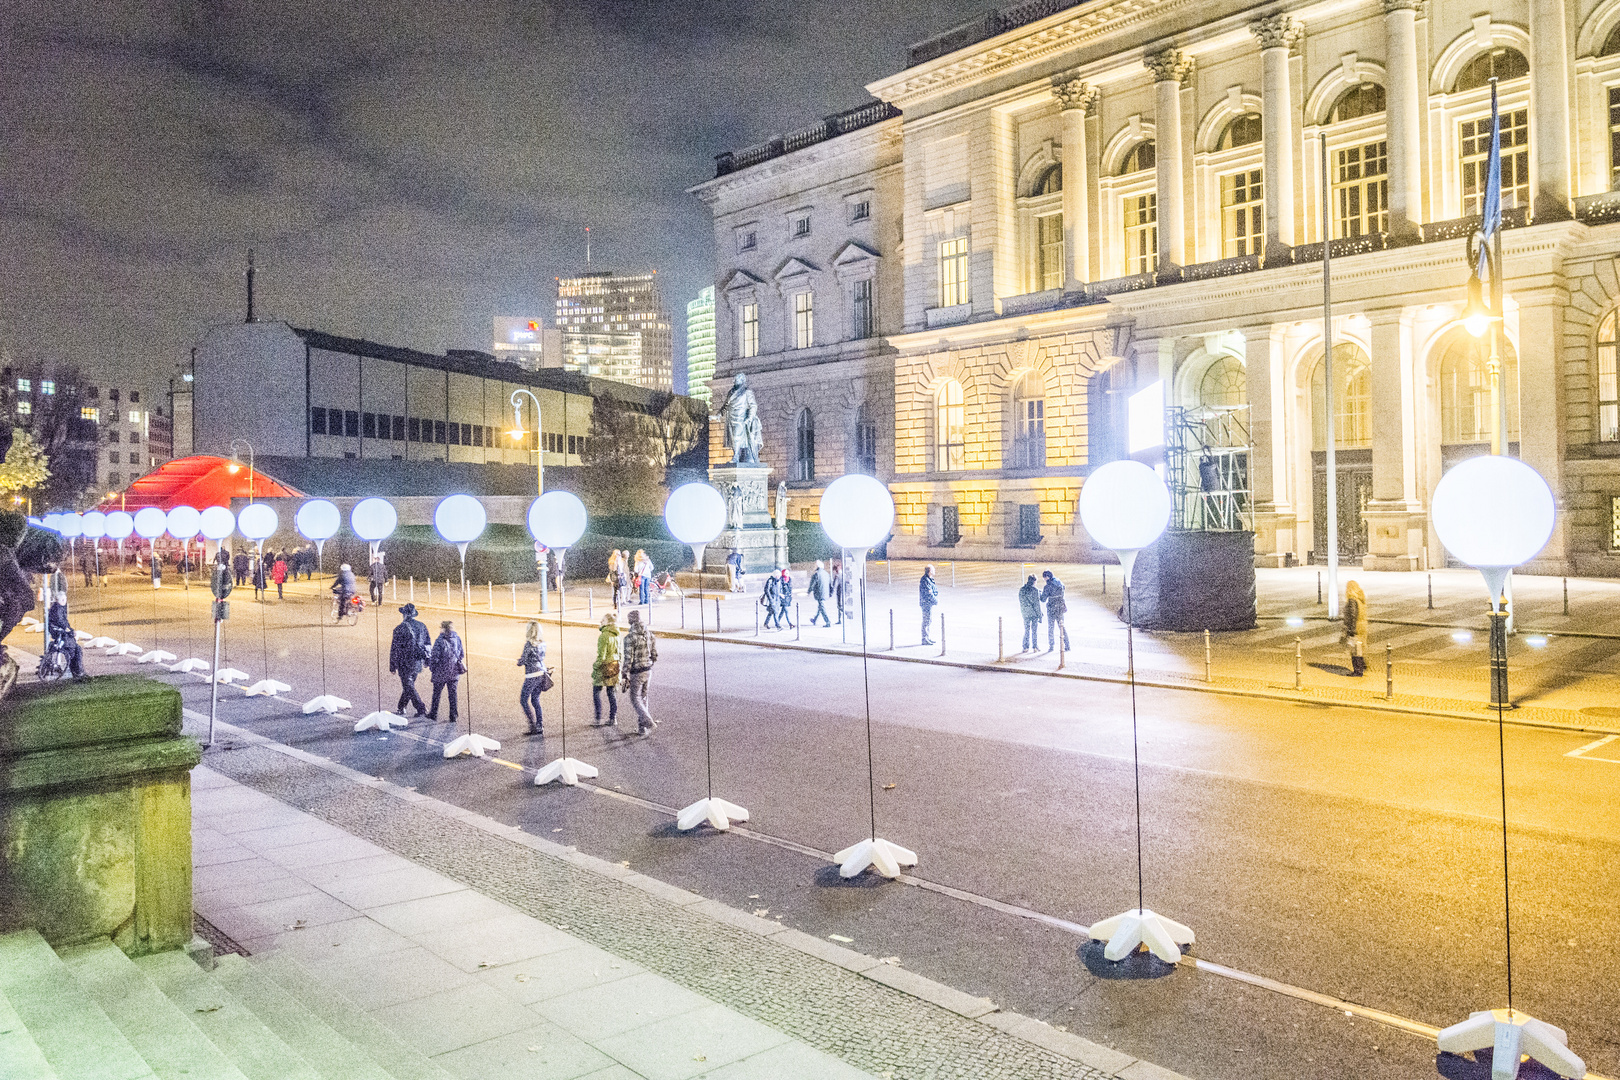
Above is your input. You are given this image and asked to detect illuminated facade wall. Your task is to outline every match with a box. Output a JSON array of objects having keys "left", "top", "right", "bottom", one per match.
[
  {"left": 555, "top": 273, "right": 675, "bottom": 392},
  {"left": 685, "top": 287, "right": 716, "bottom": 404}
]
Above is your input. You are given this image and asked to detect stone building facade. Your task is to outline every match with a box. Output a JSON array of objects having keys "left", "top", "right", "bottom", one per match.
[{"left": 697, "top": 0, "right": 1620, "bottom": 573}]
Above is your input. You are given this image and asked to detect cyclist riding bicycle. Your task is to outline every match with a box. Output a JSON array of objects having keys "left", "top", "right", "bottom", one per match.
[
  {"left": 46, "top": 591, "right": 87, "bottom": 680},
  {"left": 331, "top": 562, "right": 359, "bottom": 623}
]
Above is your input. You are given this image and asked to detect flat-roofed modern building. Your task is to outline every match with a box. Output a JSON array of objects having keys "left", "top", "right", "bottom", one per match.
[
  {"left": 556, "top": 272, "right": 675, "bottom": 392},
  {"left": 685, "top": 287, "right": 717, "bottom": 404}
]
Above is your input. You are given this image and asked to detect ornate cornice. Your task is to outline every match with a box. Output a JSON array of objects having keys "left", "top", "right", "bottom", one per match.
[
  {"left": 1051, "top": 75, "right": 1100, "bottom": 114},
  {"left": 1250, "top": 14, "right": 1304, "bottom": 51},
  {"left": 1380, "top": 0, "right": 1427, "bottom": 14},
  {"left": 1144, "top": 48, "right": 1194, "bottom": 84}
]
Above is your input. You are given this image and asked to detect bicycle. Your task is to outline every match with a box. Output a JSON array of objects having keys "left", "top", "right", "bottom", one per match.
[
  {"left": 35, "top": 642, "right": 70, "bottom": 682},
  {"left": 332, "top": 594, "right": 363, "bottom": 626}
]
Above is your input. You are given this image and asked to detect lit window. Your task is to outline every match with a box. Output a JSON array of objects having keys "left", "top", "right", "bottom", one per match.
[
  {"left": 939, "top": 237, "right": 969, "bottom": 307},
  {"left": 1012, "top": 373, "right": 1046, "bottom": 468},
  {"left": 1124, "top": 194, "right": 1158, "bottom": 275},
  {"left": 16, "top": 400, "right": 30, "bottom": 416},
  {"left": 794, "top": 408, "right": 816, "bottom": 482},
  {"left": 850, "top": 279, "right": 873, "bottom": 339},
  {"left": 855, "top": 404, "right": 878, "bottom": 474},
  {"left": 16, "top": 378, "right": 28, "bottom": 392},
  {"left": 1334, "top": 142, "right": 1389, "bottom": 238},
  {"left": 1311, "top": 345, "right": 1373, "bottom": 450},
  {"left": 1597, "top": 311, "right": 1619, "bottom": 443},
  {"left": 1461, "top": 109, "right": 1529, "bottom": 215},
  {"left": 793, "top": 292, "right": 814, "bottom": 349},
  {"left": 739, "top": 302, "right": 760, "bottom": 358},
  {"left": 1221, "top": 169, "right": 1264, "bottom": 257},
  {"left": 39, "top": 380, "right": 53, "bottom": 395},
  {"left": 935, "top": 379, "right": 965, "bottom": 471},
  {"left": 128, "top": 410, "right": 141, "bottom": 423},
  {"left": 1037, "top": 214, "right": 1064, "bottom": 291},
  {"left": 81, "top": 406, "right": 99, "bottom": 422},
  {"left": 1609, "top": 87, "right": 1620, "bottom": 190}
]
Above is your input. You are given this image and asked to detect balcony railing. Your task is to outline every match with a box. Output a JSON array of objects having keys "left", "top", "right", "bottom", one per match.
[
  {"left": 908, "top": 0, "right": 1086, "bottom": 66},
  {"left": 714, "top": 101, "right": 902, "bottom": 178}
]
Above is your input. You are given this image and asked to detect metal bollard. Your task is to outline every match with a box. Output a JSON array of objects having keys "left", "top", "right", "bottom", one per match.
[
  {"left": 755, "top": 602, "right": 760, "bottom": 636},
  {"left": 488, "top": 581, "right": 493, "bottom": 608},
  {"left": 681, "top": 597, "right": 686, "bottom": 628},
  {"left": 1058, "top": 633, "right": 1065, "bottom": 671},
  {"left": 588, "top": 588, "right": 594, "bottom": 618},
  {"left": 1204, "top": 629, "right": 1212, "bottom": 683},
  {"left": 1294, "top": 638, "right": 1303, "bottom": 690},
  {"left": 939, "top": 613, "right": 946, "bottom": 656},
  {"left": 951, "top": 562, "right": 956, "bottom": 587},
  {"left": 1428, "top": 573, "right": 1433, "bottom": 610},
  {"left": 998, "top": 616, "right": 1003, "bottom": 662},
  {"left": 410, "top": 576, "right": 415, "bottom": 600},
  {"left": 1102, "top": 564, "right": 1107, "bottom": 595},
  {"left": 1385, "top": 643, "right": 1394, "bottom": 700},
  {"left": 796, "top": 603, "right": 801, "bottom": 641},
  {"left": 511, "top": 583, "right": 516, "bottom": 612},
  {"left": 714, "top": 597, "right": 720, "bottom": 633},
  {"left": 392, "top": 576, "right": 397, "bottom": 600},
  {"left": 1317, "top": 571, "right": 1322, "bottom": 605},
  {"left": 427, "top": 578, "right": 432, "bottom": 602},
  {"left": 1564, "top": 577, "right": 1570, "bottom": 616},
  {"left": 889, "top": 608, "right": 894, "bottom": 650}
]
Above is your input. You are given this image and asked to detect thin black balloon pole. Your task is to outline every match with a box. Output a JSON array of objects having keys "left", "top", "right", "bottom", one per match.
[
  {"left": 1127, "top": 576, "right": 1143, "bottom": 916},
  {"left": 557, "top": 565, "right": 567, "bottom": 761},
  {"left": 259, "top": 544, "right": 270, "bottom": 682},
  {"left": 1493, "top": 598, "right": 1514, "bottom": 1011},
  {"left": 860, "top": 552, "right": 877, "bottom": 843},
  {"left": 699, "top": 561, "right": 713, "bottom": 800},
  {"left": 461, "top": 557, "right": 472, "bottom": 741}
]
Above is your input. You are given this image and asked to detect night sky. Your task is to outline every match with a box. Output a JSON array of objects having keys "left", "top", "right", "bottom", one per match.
[{"left": 0, "top": 1, "right": 990, "bottom": 395}]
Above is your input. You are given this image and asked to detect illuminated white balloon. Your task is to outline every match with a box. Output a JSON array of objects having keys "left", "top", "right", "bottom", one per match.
[
  {"left": 350, "top": 498, "right": 397, "bottom": 542},
  {"left": 134, "top": 507, "right": 168, "bottom": 539},
  {"left": 434, "top": 494, "right": 486, "bottom": 545},
  {"left": 165, "top": 505, "right": 201, "bottom": 540},
  {"left": 199, "top": 506, "right": 236, "bottom": 541},
  {"left": 59, "top": 514, "right": 84, "bottom": 538},
  {"left": 295, "top": 499, "right": 341, "bottom": 541},
  {"left": 819, "top": 474, "right": 894, "bottom": 550},
  {"left": 1079, "top": 460, "right": 1172, "bottom": 554},
  {"left": 1432, "top": 456, "right": 1555, "bottom": 569},
  {"left": 664, "top": 483, "right": 726, "bottom": 545},
  {"left": 81, "top": 511, "right": 108, "bottom": 539},
  {"left": 527, "top": 491, "right": 587, "bottom": 549},
  {"left": 238, "top": 503, "right": 278, "bottom": 541},
  {"left": 106, "top": 511, "right": 135, "bottom": 541}
]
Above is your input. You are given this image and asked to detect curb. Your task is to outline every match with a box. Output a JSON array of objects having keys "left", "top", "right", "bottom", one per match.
[{"left": 193, "top": 711, "right": 1192, "bottom": 1080}]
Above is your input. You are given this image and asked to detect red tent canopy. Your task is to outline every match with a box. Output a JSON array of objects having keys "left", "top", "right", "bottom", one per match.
[{"left": 99, "top": 455, "right": 304, "bottom": 511}]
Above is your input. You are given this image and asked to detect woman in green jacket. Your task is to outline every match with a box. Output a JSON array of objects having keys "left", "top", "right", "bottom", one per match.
[{"left": 592, "top": 613, "right": 620, "bottom": 725}]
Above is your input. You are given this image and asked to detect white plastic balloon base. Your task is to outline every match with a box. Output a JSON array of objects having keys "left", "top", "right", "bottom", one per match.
[
  {"left": 1438, "top": 1009, "right": 1586, "bottom": 1080},
  {"left": 88, "top": 636, "right": 119, "bottom": 649},
  {"left": 833, "top": 837, "right": 917, "bottom": 879},
  {"left": 108, "top": 642, "right": 143, "bottom": 657},
  {"left": 354, "top": 711, "right": 407, "bottom": 732},
  {"left": 242, "top": 679, "right": 290, "bottom": 697},
  {"left": 534, "top": 757, "right": 598, "bottom": 785},
  {"left": 301, "top": 695, "right": 350, "bottom": 715},
  {"left": 1089, "top": 908, "right": 1196, "bottom": 964},
  {"left": 676, "top": 797, "right": 749, "bottom": 832},
  {"left": 170, "top": 658, "right": 211, "bottom": 675},
  {"left": 137, "top": 650, "right": 176, "bottom": 665},
  {"left": 444, "top": 733, "right": 501, "bottom": 759},
  {"left": 213, "top": 668, "right": 249, "bottom": 685}
]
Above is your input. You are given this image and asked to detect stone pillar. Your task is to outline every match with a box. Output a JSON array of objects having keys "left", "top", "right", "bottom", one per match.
[
  {"left": 1251, "top": 16, "right": 1303, "bottom": 258},
  {"left": 1530, "top": 0, "right": 1573, "bottom": 221},
  {"left": 1382, "top": 0, "right": 1424, "bottom": 240},
  {"left": 1145, "top": 49, "right": 1194, "bottom": 273},
  {"left": 1515, "top": 293, "right": 1571, "bottom": 571},
  {"left": 1052, "top": 76, "right": 1099, "bottom": 289},
  {"left": 1246, "top": 325, "right": 1296, "bottom": 566},
  {"left": 1362, "top": 311, "right": 1425, "bottom": 570}
]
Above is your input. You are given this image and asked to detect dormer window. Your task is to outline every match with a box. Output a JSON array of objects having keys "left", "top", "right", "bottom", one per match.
[
  {"left": 793, "top": 214, "right": 812, "bottom": 238},
  {"left": 850, "top": 200, "right": 871, "bottom": 222},
  {"left": 737, "top": 228, "right": 757, "bottom": 253}
]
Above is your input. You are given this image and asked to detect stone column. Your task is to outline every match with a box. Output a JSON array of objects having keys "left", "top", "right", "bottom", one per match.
[
  {"left": 1362, "top": 311, "right": 1425, "bottom": 570},
  {"left": 1382, "top": 0, "right": 1424, "bottom": 240},
  {"left": 1530, "top": 0, "right": 1573, "bottom": 220},
  {"left": 1245, "top": 325, "right": 1297, "bottom": 565},
  {"left": 1052, "top": 76, "right": 1099, "bottom": 289},
  {"left": 1515, "top": 293, "right": 1570, "bottom": 571},
  {"left": 1145, "top": 49, "right": 1194, "bottom": 273},
  {"left": 1251, "top": 16, "right": 1303, "bottom": 258}
]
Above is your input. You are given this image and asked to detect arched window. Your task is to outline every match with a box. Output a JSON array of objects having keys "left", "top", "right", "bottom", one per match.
[
  {"left": 1118, "top": 140, "right": 1156, "bottom": 176},
  {"left": 794, "top": 408, "right": 815, "bottom": 482},
  {"left": 1454, "top": 48, "right": 1530, "bottom": 93},
  {"left": 935, "top": 379, "right": 964, "bottom": 471},
  {"left": 1011, "top": 373, "right": 1046, "bottom": 469},
  {"left": 1598, "top": 312, "right": 1620, "bottom": 443},
  {"left": 1328, "top": 83, "right": 1385, "bottom": 124},
  {"left": 855, "top": 404, "right": 879, "bottom": 474},
  {"left": 1438, "top": 331, "right": 1520, "bottom": 444},
  {"left": 1033, "top": 164, "right": 1062, "bottom": 195},
  {"left": 1215, "top": 114, "right": 1263, "bottom": 151},
  {"left": 1198, "top": 355, "right": 1247, "bottom": 409},
  {"left": 1310, "top": 344, "right": 1372, "bottom": 450},
  {"left": 1604, "top": 22, "right": 1620, "bottom": 57}
]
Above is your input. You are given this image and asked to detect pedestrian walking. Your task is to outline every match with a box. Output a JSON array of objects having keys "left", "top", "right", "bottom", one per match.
[
  {"left": 251, "top": 553, "right": 267, "bottom": 599},
  {"left": 773, "top": 567, "right": 795, "bottom": 629},
  {"left": 150, "top": 547, "right": 162, "bottom": 589},
  {"left": 271, "top": 553, "right": 287, "bottom": 599},
  {"left": 808, "top": 560, "right": 832, "bottom": 626},
  {"left": 727, "top": 549, "right": 745, "bottom": 593},
  {"left": 331, "top": 562, "right": 358, "bottom": 621},
  {"left": 634, "top": 549, "right": 653, "bottom": 605},
  {"left": 1039, "top": 570, "right": 1070, "bottom": 652},
  {"left": 919, "top": 564, "right": 939, "bottom": 645},
  {"left": 369, "top": 551, "right": 386, "bottom": 604},
  {"left": 233, "top": 549, "right": 250, "bottom": 587},
  {"left": 613, "top": 553, "right": 631, "bottom": 610},
  {"left": 389, "top": 603, "right": 431, "bottom": 716},
  {"left": 1018, "top": 574, "right": 1042, "bottom": 651},
  {"left": 761, "top": 572, "right": 780, "bottom": 630},
  {"left": 592, "top": 613, "right": 620, "bottom": 725},
  {"left": 829, "top": 558, "right": 844, "bottom": 624},
  {"left": 517, "top": 621, "right": 548, "bottom": 735},
  {"left": 426, "top": 619, "right": 465, "bottom": 722},
  {"left": 1343, "top": 580, "right": 1369, "bottom": 677},
  {"left": 622, "top": 608, "right": 658, "bottom": 735}
]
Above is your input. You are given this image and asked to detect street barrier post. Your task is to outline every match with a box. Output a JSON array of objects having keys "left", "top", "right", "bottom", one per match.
[
  {"left": 889, "top": 608, "right": 894, "bottom": 651},
  {"left": 1386, "top": 643, "right": 1394, "bottom": 700},
  {"left": 1317, "top": 572, "right": 1322, "bottom": 605},
  {"left": 1204, "top": 629, "right": 1212, "bottom": 682},
  {"left": 997, "top": 616, "right": 1003, "bottom": 662},
  {"left": 939, "top": 613, "right": 945, "bottom": 656},
  {"left": 714, "top": 597, "right": 720, "bottom": 633},
  {"left": 796, "top": 603, "right": 801, "bottom": 641},
  {"left": 1428, "top": 573, "right": 1434, "bottom": 609},
  {"left": 409, "top": 576, "right": 414, "bottom": 601},
  {"left": 1295, "top": 638, "right": 1303, "bottom": 690},
  {"left": 1564, "top": 577, "right": 1570, "bottom": 616}
]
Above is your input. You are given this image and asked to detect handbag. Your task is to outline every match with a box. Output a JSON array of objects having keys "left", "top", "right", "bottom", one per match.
[{"left": 537, "top": 668, "right": 555, "bottom": 692}]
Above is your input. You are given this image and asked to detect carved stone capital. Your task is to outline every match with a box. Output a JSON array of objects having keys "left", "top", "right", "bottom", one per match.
[
  {"left": 1051, "top": 76, "right": 1100, "bottom": 115},
  {"left": 1380, "top": 0, "right": 1426, "bottom": 13},
  {"left": 1144, "top": 48, "right": 1194, "bottom": 84},
  {"left": 1250, "top": 14, "right": 1304, "bottom": 51}
]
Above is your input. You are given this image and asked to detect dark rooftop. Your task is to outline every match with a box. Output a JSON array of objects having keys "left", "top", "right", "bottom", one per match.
[
  {"left": 713, "top": 100, "right": 901, "bottom": 178},
  {"left": 907, "top": 0, "right": 1088, "bottom": 67}
]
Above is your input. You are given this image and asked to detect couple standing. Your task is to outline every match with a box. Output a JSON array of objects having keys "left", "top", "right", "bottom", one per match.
[{"left": 388, "top": 604, "right": 466, "bottom": 721}]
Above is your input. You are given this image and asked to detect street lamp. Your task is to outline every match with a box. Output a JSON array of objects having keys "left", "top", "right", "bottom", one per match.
[
  {"left": 226, "top": 439, "right": 256, "bottom": 501},
  {"left": 1077, "top": 460, "right": 1195, "bottom": 967},
  {"left": 507, "top": 388, "right": 550, "bottom": 612},
  {"left": 820, "top": 474, "right": 914, "bottom": 879},
  {"left": 528, "top": 490, "right": 593, "bottom": 786},
  {"left": 664, "top": 482, "right": 747, "bottom": 830},
  {"left": 1429, "top": 455, "right": 1580, "bottom": 1080}
]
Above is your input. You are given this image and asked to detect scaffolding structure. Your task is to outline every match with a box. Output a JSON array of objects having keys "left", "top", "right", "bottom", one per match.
[{"left": 1166, "top": 404, "right": 1253, "bottom": 532}]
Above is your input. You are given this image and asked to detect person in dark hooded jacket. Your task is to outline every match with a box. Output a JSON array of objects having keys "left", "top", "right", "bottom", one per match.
[
  {"left": 232, "top": 549, "right": 250, "bottom": 587},
  {"left": 919, "top": 565, "right": 939, "bottom": 645},
  {"left": 388, "top": 603, "right": 431, "bottom": 716},
  {"left": 330, "top": 563, "right": 358, "bottom": 621},
  {"left": 426, "top": 619, "right": 465, "bottom": 722},
  {"left": 1039, "top": 570, "right": 1070, "bottom": 652},
  {"left": 1018, "top": 574, "right": 1042, "bottom": 651}
]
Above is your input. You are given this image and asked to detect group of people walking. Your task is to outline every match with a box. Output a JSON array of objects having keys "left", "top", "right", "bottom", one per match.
[
  {"left": 758, "top": 560, "right": 854, "bottom": 630},
  {"left": 606, "top": 549, "right": 657, "bottom": 609},
  {"left": 591, "top": 609, "right": 658, "bottom": 735}
]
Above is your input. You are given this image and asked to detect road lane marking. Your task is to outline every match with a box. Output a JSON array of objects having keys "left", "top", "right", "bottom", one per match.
[{"left": 1566, "top": 734, "right": 1620, "bottom": 760}]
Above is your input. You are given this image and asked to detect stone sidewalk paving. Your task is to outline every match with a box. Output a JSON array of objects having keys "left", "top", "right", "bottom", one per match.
[{"left": 190, "top": 725, "right": 1187, "bottom": 1080}]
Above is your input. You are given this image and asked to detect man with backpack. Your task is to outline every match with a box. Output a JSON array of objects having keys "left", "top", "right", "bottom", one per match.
[{"left": 621, "top": 608, "right": 658, "bottom": 736}]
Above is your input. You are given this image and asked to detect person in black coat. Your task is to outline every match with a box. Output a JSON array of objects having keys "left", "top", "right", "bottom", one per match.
[
  {"left": 46, "top": 592, "right": 86, "bottom": 679},
  {"left": 232, "top": 549, "right": 250, "bottom": 587},
  {"left": 427, "top": 619, "right": 466, "bottom": 722},
  {"left": 919, "top": 564, "right": 939, "bottom": 645},
  {"left": 388, "top": 603, "right": 431, "bottom": 716}
]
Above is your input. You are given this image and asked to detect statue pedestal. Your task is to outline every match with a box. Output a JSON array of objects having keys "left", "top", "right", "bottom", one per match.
[{"left": 707, "top": 464, "right": 788, "bottom": 574}]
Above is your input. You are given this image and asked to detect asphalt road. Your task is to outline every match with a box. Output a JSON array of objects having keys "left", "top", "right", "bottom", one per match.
[{"left": 61, "top": 576, "right": 1620, "bottom": 1080}]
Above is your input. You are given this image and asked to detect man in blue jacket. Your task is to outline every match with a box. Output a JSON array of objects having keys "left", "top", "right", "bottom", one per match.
[{"left": 919, "top": 564, "right": 938, "bottom": 645}]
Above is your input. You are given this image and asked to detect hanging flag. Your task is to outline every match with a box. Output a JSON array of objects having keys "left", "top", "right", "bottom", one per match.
[{"left": 1477, "top": 80, "right": 1502, "bottom": 279}]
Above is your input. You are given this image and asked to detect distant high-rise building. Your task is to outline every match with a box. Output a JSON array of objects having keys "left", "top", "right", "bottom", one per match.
[
  {"left": 492, "top": 316, "right": 563, "bottom": 371},
  {"left": 685, "top": 287, "right": 716, "bottom": 404},
  {"left": 555, "top": 272, "right": 674, "bottom": 392}
]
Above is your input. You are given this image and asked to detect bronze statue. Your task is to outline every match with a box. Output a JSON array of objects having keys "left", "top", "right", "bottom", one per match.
[{"left": 713, "top": 373, "right": 762, "bottom": 465}]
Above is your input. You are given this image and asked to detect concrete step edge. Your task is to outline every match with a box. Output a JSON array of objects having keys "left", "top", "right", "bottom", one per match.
[
  {"left": 209, "top": 955, "right": 395, "bottom": 1080},
  {"left": 0, "top": 982, "right": 60, "bottom": 1080},
  {"left": 0, "top": 929, "right": 155, "bottom": 1080},
  {"left": 56, "top": 939, "right": 249, "bottom": 1080}
]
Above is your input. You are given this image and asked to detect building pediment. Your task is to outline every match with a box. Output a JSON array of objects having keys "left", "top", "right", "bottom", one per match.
[
  {"left": 721, "top": 269, "right": 764, "bottom": 294},
  {"left": 831, "top": 242, "right": 882, "bottom": 266},
  {"left": 772, "top": 257, "right": 820, "bottom": 282}
]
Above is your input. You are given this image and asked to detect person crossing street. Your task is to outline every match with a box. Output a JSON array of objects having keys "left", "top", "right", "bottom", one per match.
[
  {"left": 919, "top": 564, "right": 939, "bottom": 646},
  {"left": 622, "top": 608, "right": 658, "bottom": 736},
  {"left": 426, "top": 619, "right": 465, "bottom": 723},
  {"left": 388, "top": 603, "right": 431, "bottom": 717},
  {"left": 807, "top": 560, "right": 832, "bottom": 626}
]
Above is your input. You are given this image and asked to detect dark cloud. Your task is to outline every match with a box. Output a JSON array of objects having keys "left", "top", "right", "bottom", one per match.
[{"left": 0, "top": 0, "right": 989, "bottom": 392}]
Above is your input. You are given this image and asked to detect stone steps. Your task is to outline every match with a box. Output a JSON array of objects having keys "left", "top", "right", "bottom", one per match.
[{"left": 0, "top": 930, "right": 435, "bottom": 1080}]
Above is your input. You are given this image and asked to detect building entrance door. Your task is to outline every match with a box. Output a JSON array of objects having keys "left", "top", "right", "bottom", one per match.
[{"left": 1311, "top": 448, "right": 1371, "bottom": 564}]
